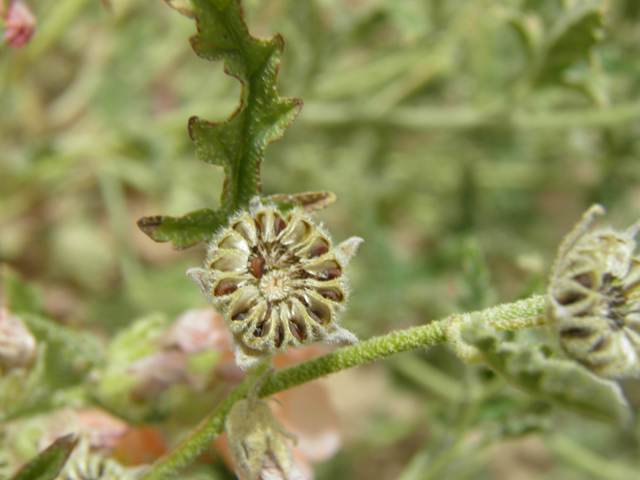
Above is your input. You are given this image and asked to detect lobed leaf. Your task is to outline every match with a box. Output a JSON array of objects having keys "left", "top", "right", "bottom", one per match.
[
  {"left": 534, "top": 1, "right": 606, "bottom": 87},
  {"left": 462, "top": 316, "right": 632, "bottom": 426},
  {"left": 137, "top": 0, "right": 302, "bottom": 249},
  {"left": 10, "top": 435, "right": 77, "bottom": 480}
]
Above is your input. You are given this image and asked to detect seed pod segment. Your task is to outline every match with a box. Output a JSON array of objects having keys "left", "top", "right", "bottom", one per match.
[
  {"left": 188, "top": 199, "right": 361, "bottom": 369},
  {"left": 547, "top": 205, "right": 640, "bottom": 379}
]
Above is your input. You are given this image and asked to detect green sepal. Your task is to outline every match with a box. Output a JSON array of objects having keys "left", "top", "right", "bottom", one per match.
[
  {"left": 462, "top": 316, "right": 632, "bottom": 425},
  {"left": 138, "top": 0, "right": 302, "bottom": 249},
  {"left": 10, "top": 435, "right": 77, "bottom": 480}
]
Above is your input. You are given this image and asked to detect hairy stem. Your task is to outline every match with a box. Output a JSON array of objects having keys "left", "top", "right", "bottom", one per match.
[{"left": 141, "top": 294, "right": 547, "bottom": 480}]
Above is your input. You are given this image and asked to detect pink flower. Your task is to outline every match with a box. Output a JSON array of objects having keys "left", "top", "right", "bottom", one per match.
[
  {"left": 127, "top": 351, "right": 189, "bottom": 401},
  {"left": 0, "top": 307, "right": 37, "bottom": 372},
  {"left": 161, "top": 309, "right": 234, "bottom": 354},
  {"left": 2, "top": 0, "right": 36, "bottom": 49}
]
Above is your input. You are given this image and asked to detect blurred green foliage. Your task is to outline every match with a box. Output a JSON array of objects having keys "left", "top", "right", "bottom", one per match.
[{"left": 3, "top": 0, "right": 640, "bottom": 479}]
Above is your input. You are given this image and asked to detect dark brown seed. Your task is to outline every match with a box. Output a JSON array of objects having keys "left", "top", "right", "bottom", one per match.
[
  {"left": 250, "top": 257, "right": 267, "bottom": 278},
  {"left": 232, "top": 312, "right": 247, "bottom": 321},
  {"left": 574, "top": 273, "right": 593, "bottom": 289},
  {"left": 274, "top": 217, "right": 287, "bottom": 236},
  {"left": 307, "top": 308, "right": 324, "bottom": 325},
  {"left": 324, "top": 267, "right": 341, "bottom": 280},
  {"left": 254, "top": 307, "right": 272, "bottom": 337},
  {"left": 254, "top": 219, "right": 262, "bottom": 235},
  {"left": 289, "top": 320, "right": 305, "bottom": 342},
  {"left": 274, "top": 323, "right": 284, "bottom": 347},
  {"left": 215, "top": 282, "right": 238, "bottom": 296},
  {"left": 560, "top": 327, "right": 594, "bottom": 339},
  {"left": 253, "top": 323, "right": 263, "bottom": 337},
  {"left": 309, "top": 242, "right": 329, "bottom": 258},
  {"left": 319, "top": 290, "right": 342, "bottom": 302},
  {"left": 262, "top": 318, "right": 271, "bottom": 337},
  {"left": 555, "top": 289, "right": 585, "bottom": 306},
  {"left": 264, "top": 302, "right": 273, "bottom": 321}
]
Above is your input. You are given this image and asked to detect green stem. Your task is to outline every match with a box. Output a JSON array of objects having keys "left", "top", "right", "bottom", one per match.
[
  {"left": 301, "top": 100, "right": 640, "bottom": 130},
  {"left": 546, "top": 434, "right": 638, "bottom": 480},
  {"left": 141, "top": 294, "right": 548, "bottom": 480}
]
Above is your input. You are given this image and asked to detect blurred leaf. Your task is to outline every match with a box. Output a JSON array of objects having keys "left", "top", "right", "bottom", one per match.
[
  {"left": 505, "top": 13, "right": 542, "bottom": 61},
  {"left": 462, "top": 316, "right": 632, "bottom": 425},
  {"left": 10, "top": 434, "right": 77, "bottom": 480},
  {"left": 138, "top": 0, "right": 302, "bottom": 248},
  {"left": 0, "top": 347, "right": 46, "bottom": 422},
  {"left": 0, "top": 264, "right": 45, "bottom": 315},
  {"left": 95, "top": 313, "right": 171, "bottom": 422},
  {"left": 534, "top": 1, "right": 606, "bottom": 87},
  {"left": 21, "top": 313, "right": 103, "bottom": 388}
]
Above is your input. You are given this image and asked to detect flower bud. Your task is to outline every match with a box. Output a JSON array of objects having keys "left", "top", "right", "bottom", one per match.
[
  {"left": 226, "top": 391, "right": 308, "bottom": 480},
  {"left": 2, "top": 0, "right": 36, "bottom": 49},
  {"left": 0, "top": 307, "right": 37, "bottom": 373}
]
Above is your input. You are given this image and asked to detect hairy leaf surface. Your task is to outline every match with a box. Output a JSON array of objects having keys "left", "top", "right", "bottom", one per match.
[{"left": 138, "top": 0, "right": 301, "bottom": 248}]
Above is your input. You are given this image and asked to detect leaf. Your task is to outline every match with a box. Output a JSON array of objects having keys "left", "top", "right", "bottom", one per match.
[
  {"left": 462, "top": 316, "right": 632, "bottom": 425},
  {"left": 505, "top": 13, "right": 542, "bottom": 61},
  {"left": 10, "top": 434, "right": 77, "bottom": 480},
  {"left": 0, "top": 264, "right": 45, "bottom": 315},
  {"left": 21, "top": 313, "right": 104, "bottom": 388},
  {"left": 534, "top": 1, "right": 606, "bottom": 87},
  {"left": 137, "top": 0, "right": 302, "bottom": 249},
  {"left": 264, "top": 191, "right": 336, "bottom": 213},
  {"left": 137, "top": 209, "right": 224, "bottom": 250}
]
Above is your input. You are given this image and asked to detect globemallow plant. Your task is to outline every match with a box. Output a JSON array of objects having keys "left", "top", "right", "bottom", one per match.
[{"left": 2, "top": 1, "right": 638, "bottom": 480}]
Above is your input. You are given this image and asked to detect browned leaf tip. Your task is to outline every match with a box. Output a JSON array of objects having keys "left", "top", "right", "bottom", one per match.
[
  {"left": 136, "top": 216, "right": 164, "bottom": 238},
  {"left": 265, "top": 191, "right": 336, "bottom": 212}
]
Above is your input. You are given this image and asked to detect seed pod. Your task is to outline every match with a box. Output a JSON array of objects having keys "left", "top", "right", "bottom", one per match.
[
  {"left": 188, "top": 199, "right": 362, "bottom": 369},
  {"left": 547, "top": 205, "right": 640, "bottom": 379}
]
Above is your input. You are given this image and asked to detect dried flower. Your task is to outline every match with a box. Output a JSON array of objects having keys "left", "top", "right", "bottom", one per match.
[
  {"left": 226, "top": 377, "right": 309, "bottom": 480},
  {"left": 214, "top": 346, "right": 343, "bottom": 478},
  {"left": 0, "top": 307, "right": 37, "bottom": 373},
  {"left": 2, "top": 0, "right": 36, "bottom": 49},
  {"left": 547, "top": 204, "right": 640, "bottom": 379},
  {"left": 188, "top": 198, "right": 362, "bottom": 369}
]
